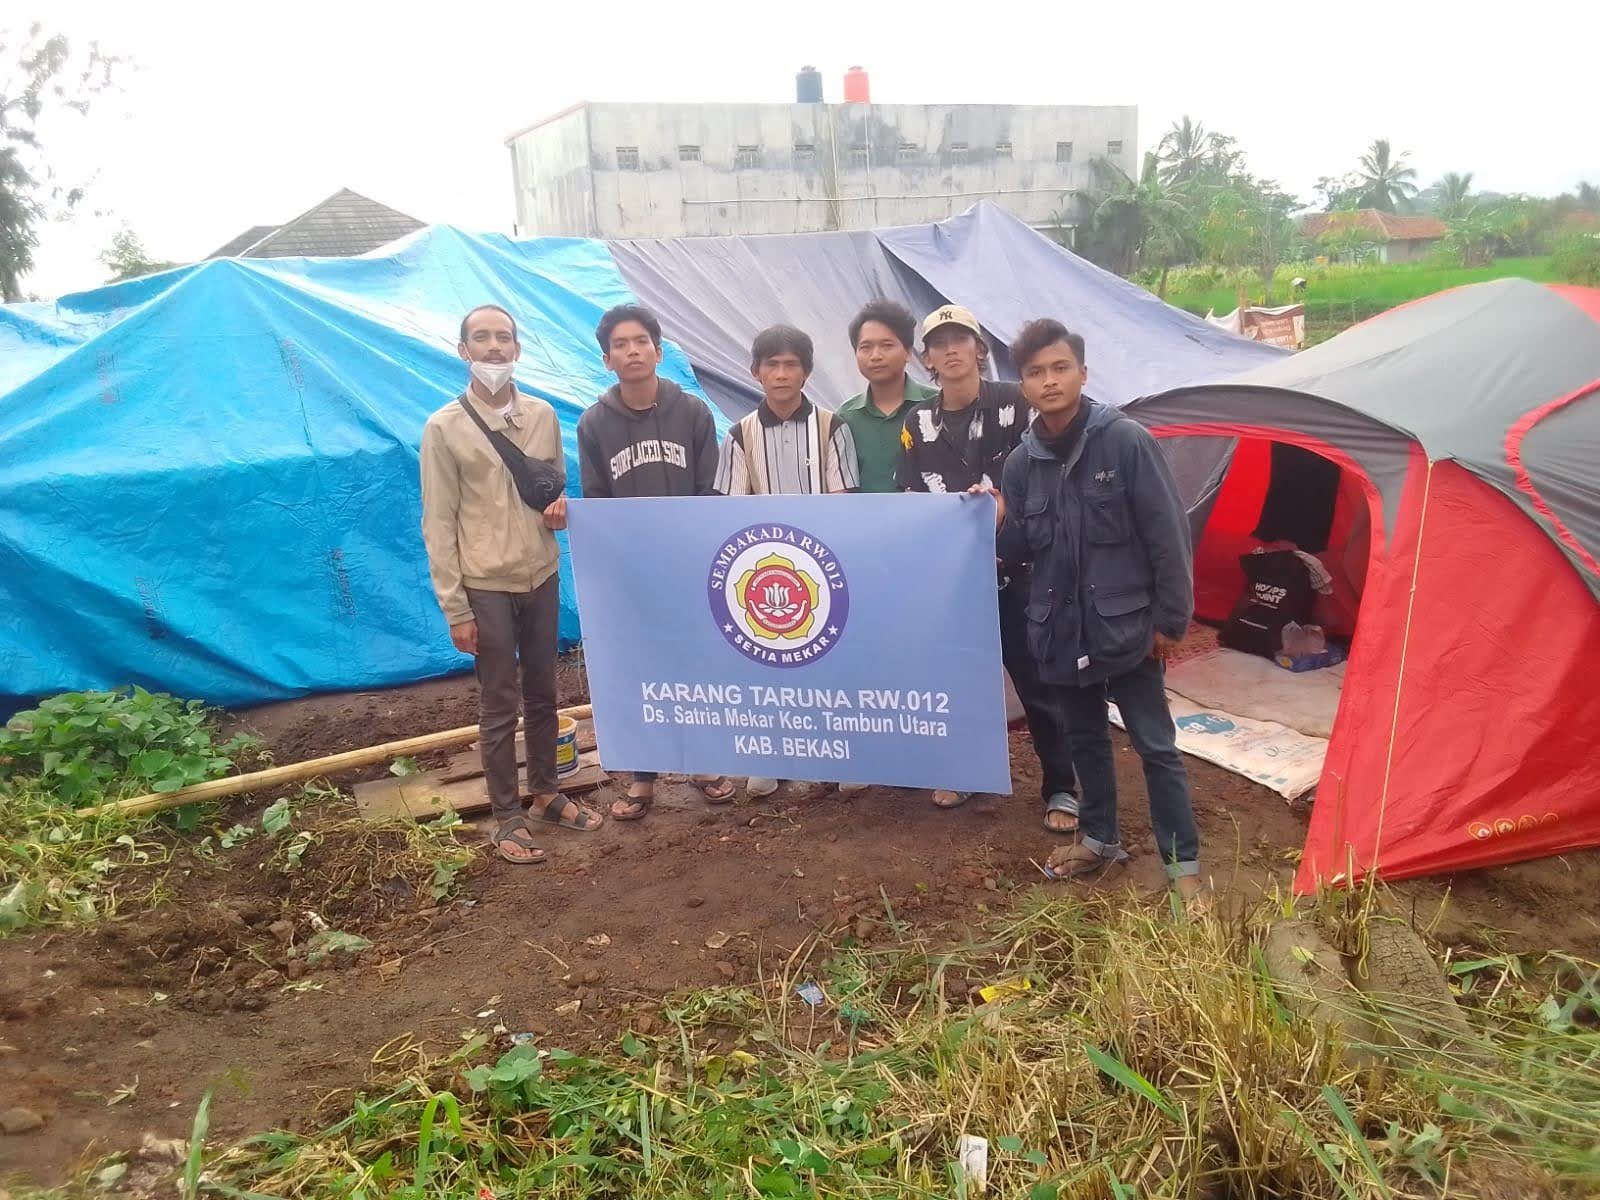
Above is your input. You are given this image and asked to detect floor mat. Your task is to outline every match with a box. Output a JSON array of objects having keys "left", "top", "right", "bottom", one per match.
[
  {"left": 1109, "top": 694, "right": 1327, "bottom": 801},
  {"left": 1165, "top": 646, "right": 1344, "bottom": 739}
]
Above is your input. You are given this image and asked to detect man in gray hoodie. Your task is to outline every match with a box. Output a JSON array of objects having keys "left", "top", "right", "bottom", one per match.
[
  {"left": 576, "top": 304, "right": 736, "bottom": 818},
  {"left": 989, "top": 318, "right": 1205, "bottom": 904}
]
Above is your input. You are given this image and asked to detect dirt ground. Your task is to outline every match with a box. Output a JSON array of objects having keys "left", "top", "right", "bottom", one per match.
[{"left": 3, "top": 667, "right": 1598, "bottom": 1186}]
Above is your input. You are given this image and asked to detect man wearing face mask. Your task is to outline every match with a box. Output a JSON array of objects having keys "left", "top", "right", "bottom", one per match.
[{"left": 420, "top": 304, "right": 605, "bottom": 867}]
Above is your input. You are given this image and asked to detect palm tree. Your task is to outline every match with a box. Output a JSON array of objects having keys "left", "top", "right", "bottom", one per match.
[
  {"left": 1354, "top": 139, "right": 1420, "bottom": 213},
  {"left": 1158, "top": 116, "right": 1210, "bottom": 184},
  {"left": 1088, "top": 152, "right": 1192, "bottom": 293},
  {"left": 1436, "top": 171, "right": 1475, "bottom": 219}
]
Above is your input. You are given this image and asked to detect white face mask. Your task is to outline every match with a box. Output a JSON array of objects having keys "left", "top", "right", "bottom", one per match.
[{"left": 469, "top": 360, "right": 516, "bottom": 396}]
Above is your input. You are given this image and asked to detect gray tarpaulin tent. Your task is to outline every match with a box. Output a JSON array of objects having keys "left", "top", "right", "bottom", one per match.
[{"left": 610, "top": 200, "right": 1285, "bottom": 418}]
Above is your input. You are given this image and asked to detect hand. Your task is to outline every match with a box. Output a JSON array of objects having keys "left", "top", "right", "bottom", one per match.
[
  {"left": 449, "top": 619, "right": 479, "bottom": 656},
  {"left": 1151, "top": 631, "right": 1182, "bottom": 663},
  {"left": 966, "top": 483, "right": 1005, "bottom": 527},
  {"left": 542, "top": 495, "right": 568, "bottom": 530}
]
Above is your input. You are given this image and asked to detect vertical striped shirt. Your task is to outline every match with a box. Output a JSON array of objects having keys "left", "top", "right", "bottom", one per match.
[{"left": 714, "top": 397, "right": 861, "bottom": 495}]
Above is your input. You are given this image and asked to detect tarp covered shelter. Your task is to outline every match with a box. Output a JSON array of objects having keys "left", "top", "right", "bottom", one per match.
[
  {"left": 0, "top": 202, "right": 1279, "bottom": 711},
  {"left": 612, "top": 200, "right": 1282, "bottom": 418},
  {"left": 1126, "top": 279, "right": 1600, "bottom": 887}
]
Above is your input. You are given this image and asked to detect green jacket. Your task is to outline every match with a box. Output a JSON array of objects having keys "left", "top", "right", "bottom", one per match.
[{"left": 836, "top": 376, "right": 939, "bottom": 493}]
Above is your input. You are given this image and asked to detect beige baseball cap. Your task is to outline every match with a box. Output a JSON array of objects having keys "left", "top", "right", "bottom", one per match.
[{"left": 920, "top": 304, "right": 982, "bottom": 343}]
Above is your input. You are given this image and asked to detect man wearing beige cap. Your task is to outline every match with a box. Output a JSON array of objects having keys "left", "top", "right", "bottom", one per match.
[{"left": 897, "top": 304, "right": 1079, "bottom": 831}]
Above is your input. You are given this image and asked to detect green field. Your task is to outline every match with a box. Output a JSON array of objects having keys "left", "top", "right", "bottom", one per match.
[{"left": 1161, "top": 257, "right": 1558, "bottom": 343}]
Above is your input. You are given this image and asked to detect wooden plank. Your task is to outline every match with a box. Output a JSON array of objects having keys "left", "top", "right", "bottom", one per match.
[
  {"left": 436, "top": 721, "right": 598, "bottom": 785},
  {"left": 354, "top": 751, "right": 608, "bottom": 822}
]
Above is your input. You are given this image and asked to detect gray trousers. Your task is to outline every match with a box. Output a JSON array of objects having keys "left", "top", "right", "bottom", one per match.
[{"left": 466, "top": 578, "right": 559, "bottom": 823}]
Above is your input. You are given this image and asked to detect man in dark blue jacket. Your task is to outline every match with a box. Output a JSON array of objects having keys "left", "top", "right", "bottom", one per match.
[{"left": 988, "top": 318, "right": 1204, "bottom": 901}]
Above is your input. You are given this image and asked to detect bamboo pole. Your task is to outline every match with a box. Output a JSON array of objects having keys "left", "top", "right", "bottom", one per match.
[{"left": 80, "top": 703, "right": 594, "bottom": 820}]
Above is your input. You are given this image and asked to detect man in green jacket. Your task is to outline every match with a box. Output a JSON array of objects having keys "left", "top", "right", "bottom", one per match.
[{"left": 835, "top": 301, "right": 937, "bottom": 494}]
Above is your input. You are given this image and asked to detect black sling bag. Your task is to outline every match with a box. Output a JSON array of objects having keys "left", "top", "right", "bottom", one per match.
[{"left": 456, "top": 395, "right": 566, "bottom": 512}]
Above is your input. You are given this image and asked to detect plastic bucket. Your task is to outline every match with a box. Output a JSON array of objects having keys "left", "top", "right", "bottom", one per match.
[{"left": 555, "top": 716, "right": 579, "bottom": 778}]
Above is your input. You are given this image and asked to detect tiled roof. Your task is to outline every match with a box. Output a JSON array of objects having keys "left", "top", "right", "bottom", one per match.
[
  {"left": 206, "top": 190, "right": 424, "bottom": 259},
  {"left": 1301, "top": 209, "right": 1448, "bottom": 242}
]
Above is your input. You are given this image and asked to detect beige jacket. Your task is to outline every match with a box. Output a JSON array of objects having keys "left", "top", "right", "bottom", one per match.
[{"left": 419, "top": 388, "right": 563, "bottom": 625}]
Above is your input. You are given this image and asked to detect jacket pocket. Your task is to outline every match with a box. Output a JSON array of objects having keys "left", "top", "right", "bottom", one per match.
[
  {"left": 1087, "top": 587, "right": 1151, "bottom": 663},
  {"left": 1025, "top": 595, "right": 1055, "bottom": 664},
  {"left": 1084, "top": 486, "right": 1131, "bottom": 545},
  {"left": 1022, "top": 493, "right": 1053, "bottom": 553}
]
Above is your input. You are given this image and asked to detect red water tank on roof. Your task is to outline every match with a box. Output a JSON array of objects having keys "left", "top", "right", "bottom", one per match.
[{"left": 844, "top": 66, "right": 870, "bottom": 104}]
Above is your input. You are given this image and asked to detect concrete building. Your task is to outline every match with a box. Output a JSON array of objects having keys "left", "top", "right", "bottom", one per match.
[{"left": 506, "top": 82, "right": 1136, "bottom": 238}]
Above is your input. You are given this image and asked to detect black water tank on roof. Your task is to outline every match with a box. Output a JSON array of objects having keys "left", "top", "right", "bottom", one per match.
[{"left": 796, "top": 65, "right": 823, "bottom": 103}]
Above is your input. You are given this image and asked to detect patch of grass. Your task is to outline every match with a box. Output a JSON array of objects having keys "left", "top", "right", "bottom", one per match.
[
  {"left": 0, "top": 779, "right": 173, "bottom": 929},
  {"left": 188, "top": 895, "right": 1597, "bottom": 1199},
  {"left": 1162, "top": 256, "right": 1558, "bottom": 343}
]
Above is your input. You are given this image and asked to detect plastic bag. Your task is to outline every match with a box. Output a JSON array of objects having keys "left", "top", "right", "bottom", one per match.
[{"left": 1279, "top": 622, "right": 1327, "bottom": 657}]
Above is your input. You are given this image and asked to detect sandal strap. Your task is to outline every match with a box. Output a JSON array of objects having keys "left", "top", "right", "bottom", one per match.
[
  {"left": 540, "top": 794, "right": 595, "bottom": 824},
  {"left": 495, "top": 822, "right": 540, "bottom": 850}
]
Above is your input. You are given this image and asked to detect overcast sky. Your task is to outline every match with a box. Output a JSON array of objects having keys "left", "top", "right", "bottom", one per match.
[{"left": 16, "top": 0, "right": 1599, "bottom": 298}]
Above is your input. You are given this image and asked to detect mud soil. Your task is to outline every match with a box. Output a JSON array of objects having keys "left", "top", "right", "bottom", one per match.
[{"left": 3, "top": 670, "right": 1596, "bottom": 1186}]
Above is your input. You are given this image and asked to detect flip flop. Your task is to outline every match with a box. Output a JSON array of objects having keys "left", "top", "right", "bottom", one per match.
[
  {"left": 611, "top": 784, "right": 654, "bottom": 822},
  {"left": 932, "top": 790, "right": 972, "bottom": 809},
  {"left": 1044, "top": 792, "right": 1080, "bottom": 834},
  {"left": 532, "top": 793, "right": 604, "bottom": 832},
  {"left": 693, "top": 775, "right": 736, "bottom": 805},
  {"left": 1045, "top": 842, "right": 1130, "bottom": 880},
  {"left": 493, "top": 819, "right": 547, "bottom": 865}
]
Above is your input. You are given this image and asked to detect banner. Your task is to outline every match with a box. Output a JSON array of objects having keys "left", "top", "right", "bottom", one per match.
[{"left": 567, "top": 494, "right": 1011, "bottom": 792}]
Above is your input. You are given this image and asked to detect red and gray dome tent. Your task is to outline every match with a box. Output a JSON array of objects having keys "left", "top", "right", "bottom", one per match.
[{"left": 1125, "top": 279, "right": 1600, "bottom": 891}]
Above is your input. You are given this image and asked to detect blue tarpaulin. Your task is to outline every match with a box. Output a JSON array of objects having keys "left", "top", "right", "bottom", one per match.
[
  {"left": 0, "top": 231, "right": 708, "bottom": 710},
  {"left": 1, "top": 202, "right": 1281, "bottom": 711}
]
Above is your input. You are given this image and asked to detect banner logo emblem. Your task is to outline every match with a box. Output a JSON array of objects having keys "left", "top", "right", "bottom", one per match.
[{"left": 708, "top": 523, "right": 848, "bottom": 667}]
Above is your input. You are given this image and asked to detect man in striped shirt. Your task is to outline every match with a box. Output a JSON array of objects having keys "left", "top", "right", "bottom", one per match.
[
  {"left": 715, "top": 324, "right": 862, "bottom": 799},
  {"left": 714, "top": 325, "right": 861, "bottom": 497}
]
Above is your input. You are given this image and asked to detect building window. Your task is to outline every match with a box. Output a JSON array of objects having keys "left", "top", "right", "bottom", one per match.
[
  {"left": 616, "top": 145, "right": 640, "bottom": 171},
  {"left": 897, "top": 141, "right": 919, "bottom": 161},
  {"left": 734, "top": 145, "right": 761, "bottom": 170},
  {"left": 949, "top": 141, "right": 968, "bottom": 162},
  {"left": 1107, "top": 139, "right": 1123, "bottom": 156},
  {"left": 1056, "top": 140, "right": 1073, "bottom": 164},
  {"left": 793, "top": 143, "right": 816, "bottom": 163},
  {"left": 995, "top": 141, "right": 1013, "bottom": 159},
  {"left": 849, "top": 143, "right": 869, "bottom": 168},
  {"left": 678, "top": 144, "right": 701, "bottom": 163}
]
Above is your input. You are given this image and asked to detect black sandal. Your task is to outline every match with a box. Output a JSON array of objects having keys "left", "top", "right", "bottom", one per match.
[
  {"left": 532, "top": 792, "right": 604, "bottom": 832},
  {"left": 493, "top": 819, "right": 547, "bottom": 865},
  {"left": 611, "top": 783, "right": 654, "bottom": 822},
  {"left": 693, "top": 776, "right": 736, "bottom": 805}
]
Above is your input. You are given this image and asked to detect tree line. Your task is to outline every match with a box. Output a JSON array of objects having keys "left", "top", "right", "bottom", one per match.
[{"left": 1061, "top": 117, "right": 1600, "bottom": 299}]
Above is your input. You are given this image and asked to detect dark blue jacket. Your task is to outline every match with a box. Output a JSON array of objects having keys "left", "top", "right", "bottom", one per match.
[{"left": 996, "top": 399, "right": 1193, "bottom": 686}]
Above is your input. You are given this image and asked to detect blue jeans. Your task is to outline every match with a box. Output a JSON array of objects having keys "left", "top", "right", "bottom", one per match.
[{"left": 1056, "top": 657, "right": 1200, "bottom": 878}]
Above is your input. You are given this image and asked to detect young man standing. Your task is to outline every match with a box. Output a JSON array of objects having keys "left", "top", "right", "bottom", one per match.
[
  {"left": 420, "top": 304, "right": 603, "bottom": 866},
  {"left": 835, "top": 301, "right": 938, "bottom": 494},
  {"left": 992, "top": 318, "right": 1204, "bottom": 902},
  {"left": 576, "top": 303, "right": 736, "bottom": 819},
  {"left": 898, "top": 305, "right": 1079, "bottom": 831},
  {"left": 716, "top": 324, "right": 861, "bottom": 799}
]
